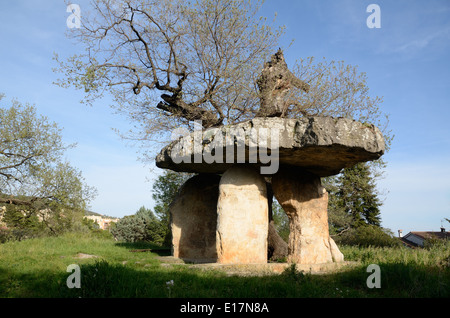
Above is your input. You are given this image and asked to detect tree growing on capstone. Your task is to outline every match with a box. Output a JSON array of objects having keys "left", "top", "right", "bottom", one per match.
[
  {"left": 0, "top": 95, "right": 97, "bottom": 235},
  {"left": 54, "top": 0, "right": 390, "bottom": 147}
]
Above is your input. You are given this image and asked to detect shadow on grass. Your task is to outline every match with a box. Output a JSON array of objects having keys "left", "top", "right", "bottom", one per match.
[
  {"left": 114, "top": 241, "right": 171, "bottom": 256},
  {"left": 0, "top": 267, "right": 69, "bottom": 298},
  {"left": 1, "top": 259, "right": 448, "bottom": 298}
]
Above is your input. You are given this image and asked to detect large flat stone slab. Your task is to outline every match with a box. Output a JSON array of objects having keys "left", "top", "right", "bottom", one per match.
[{"left": 156, "top": 116, "right": 385, "bottom": 177}]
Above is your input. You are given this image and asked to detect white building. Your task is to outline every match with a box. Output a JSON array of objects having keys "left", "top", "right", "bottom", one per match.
[{"left": 84, "top": 215, "right": 119, "bottom": 230}]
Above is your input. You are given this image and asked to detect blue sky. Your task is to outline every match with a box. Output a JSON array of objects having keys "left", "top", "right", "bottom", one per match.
[{"left": 0, "top": 0, "right": 449, "bottom": 234}]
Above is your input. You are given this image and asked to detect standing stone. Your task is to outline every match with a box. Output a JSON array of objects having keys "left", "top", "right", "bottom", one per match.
[
  {"left": 170, "top": 174, "right": 220, "bottom": 263},
  {"left": 272, "top": 167, "right": 344, "bottom": 264},
  {"left": 216, "top": 166, "right": 268, "bottom": 264}
]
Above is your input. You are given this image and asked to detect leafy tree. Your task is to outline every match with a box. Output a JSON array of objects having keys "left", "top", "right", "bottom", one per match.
[
  {"left": 151, "top": 171, "right": 193, "bottom": 246},
  {"left": 54, "top": 0, "right": 283, "bottom": 131},
  {"left": 271, "top": 199, "right": 289, "bottom": 243},
  {"left": 1, "top": 97, "right": 65, "bottom": 190},
  {"left": 1, "top": 204, "right": 43, "bottom": 240},
  {"left": 0, "top": 96, "right": 96, "bottom": 236},
  {"left": 152, "top": 171, "right": 193, "bottom": 226},
  {"left": 54, "top": 0, "right": 391, "bottom": 153},
  {"left": 82, "top": 216, "right": 100, "bottom": 231}
]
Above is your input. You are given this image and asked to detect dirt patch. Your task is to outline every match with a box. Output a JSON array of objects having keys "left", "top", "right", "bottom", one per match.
[
  {"left": 74, "top": 253, "right": 98, "bottom": 259},
  {"left": 129, "top": 249, "right": 153, "bottom": 253},
  {"left": 155, "top": 256, "right": 186, "bottom": 264}
]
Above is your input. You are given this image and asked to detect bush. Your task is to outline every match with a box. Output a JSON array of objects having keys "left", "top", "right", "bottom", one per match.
[
  {"left": 111, "top": 206, "right": 167, "bottom": 245},
  {"left": 111, "top": 215, "right": 148, "bottom": 243},
  {"left": 0, "top": 227, "right": 11, "bottom": 243},
  {"left": 0, "top": 227, "right": 41, "bottom": 243},
  {"left": 144, "top": 220, "right": 166, "bottom": 245},
  {"left": 334, "top": 225, "right": 401, "bottom": 248}
]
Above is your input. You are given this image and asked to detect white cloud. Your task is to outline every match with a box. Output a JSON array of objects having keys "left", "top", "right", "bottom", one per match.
[{"left": 393, "top": 26, "right": 450, "bottom": 53}]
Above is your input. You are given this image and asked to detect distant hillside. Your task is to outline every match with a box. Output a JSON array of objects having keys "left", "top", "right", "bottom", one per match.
[
  {"left": 84, "top": 210, "right": 118, "bottom": 219},
  {"left": 0, "top": 198, "right": 117, "bottom": 220},
  {"left": 84, "top": 210, "right": 102, "bottom": 217}
]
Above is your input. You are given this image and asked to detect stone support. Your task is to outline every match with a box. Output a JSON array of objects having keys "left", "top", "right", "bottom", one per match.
[
  {"left": 216, "top": 166, "right": 269, "bottom": 264},
  {"left": 170, "top": 174, "right": 220, "bottom": 263},
  {"left": 272, "top": 167, "right": 344, "bottom": 264}
]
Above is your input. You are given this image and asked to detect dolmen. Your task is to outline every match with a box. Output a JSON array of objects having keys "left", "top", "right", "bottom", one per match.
[{"left": 156, "top": 116, "right": 385, "bottom": 264}]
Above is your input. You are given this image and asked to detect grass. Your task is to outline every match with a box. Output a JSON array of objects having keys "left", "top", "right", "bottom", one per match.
[{"left": 0, "top": 233, "right": 448, "bottom": 298}]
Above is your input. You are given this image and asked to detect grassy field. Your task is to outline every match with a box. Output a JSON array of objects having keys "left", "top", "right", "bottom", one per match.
[{"left": 0, "top": 232, "right": 448, "bottom": 298}]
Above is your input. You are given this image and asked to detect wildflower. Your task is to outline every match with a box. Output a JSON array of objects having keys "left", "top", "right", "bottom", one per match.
[{"left": 166, "top": 280, "right": 174, "bottom": 298}]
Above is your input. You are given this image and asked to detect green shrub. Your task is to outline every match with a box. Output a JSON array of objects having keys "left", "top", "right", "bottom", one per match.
[
  {"left": 424, "top": 236, "right": 448, "bottom": 250},
  {"left": 335, "top": 224, "right": 401, "bottom": 248},
  {"left": 111, "top": 215, "right": 148, "bottom": 242},
  {"left": 145, "top": 220, "right": 166, "bottom": 245},
  {"left": 111, "top": 206, "right": 167, "bottom": 245},
  {"left": 0, "top": 227, "right": 11, "bottom": 243}
]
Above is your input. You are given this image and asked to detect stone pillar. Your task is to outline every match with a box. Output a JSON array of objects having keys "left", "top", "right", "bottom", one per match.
[
  {"left": 170, "top": 174, "right": 220, "bottom": 263},
  {"left": 216, "top": 166, "right": 268, "bottom": 264},
  {"left": 272, "top": 167, "right": 344, "bottom": 264}
]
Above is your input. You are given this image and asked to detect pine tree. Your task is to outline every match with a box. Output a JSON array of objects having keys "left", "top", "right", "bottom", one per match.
[
  {"left": 332, "top": 162, "right": 382, "bottom": 228},
  {"left": 323, "top": 176, "right": 353, "bottom": 235}
]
